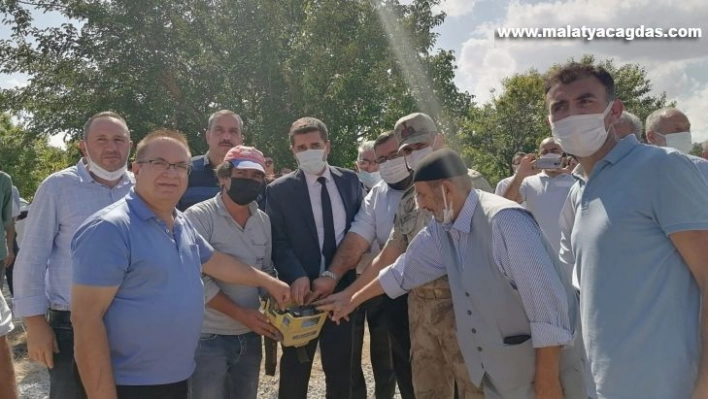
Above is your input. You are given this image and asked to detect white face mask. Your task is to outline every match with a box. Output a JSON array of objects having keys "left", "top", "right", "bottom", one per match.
[
  {"left": 296, "top": 149, "right": 327, "bottom": 175},
  {"left": 357, "top": 171, "right": 381, "bottom": 189},
  {"left": 404, "top": 146, "right": 433, "bottom": 171},
  {"left": 550, "top": 102, "right": 613, "bottom": 157},
  {"left": 656, "top": 131, "right": 693, "bottom": 153},
  {"left": 440, "top": 186, "right": 454, "bottom": 225},
  {"left": 379, "top": 157, "right": 410, "bottom": 184},
  {"left": 86, "top": 153, "right": 127, "bottom": 182}
]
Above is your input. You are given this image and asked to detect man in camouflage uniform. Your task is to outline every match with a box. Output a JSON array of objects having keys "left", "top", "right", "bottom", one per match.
[
  {"left": 318, "top": 113, "right": 492, "bottom": 398},
  {"left": 388, "top": 113, "right": 490, "bottom": 399}
]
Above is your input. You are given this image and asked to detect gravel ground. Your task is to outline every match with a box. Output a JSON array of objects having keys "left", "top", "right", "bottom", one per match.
[{"left": 11, "top": 321, "right": 401, "bottom": 399}]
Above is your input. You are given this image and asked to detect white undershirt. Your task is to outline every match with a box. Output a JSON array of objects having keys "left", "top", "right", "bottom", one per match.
[{"left": 304, "top": 167, "right": 347, "bottom": 273}]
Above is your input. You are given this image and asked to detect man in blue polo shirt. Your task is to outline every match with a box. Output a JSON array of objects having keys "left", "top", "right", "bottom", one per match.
[
  {"left": 70, "top": 129, "right": 290, "bottom": 399},
  {"left": 549, "top": 62, "right": 708, "bottom": 399}
]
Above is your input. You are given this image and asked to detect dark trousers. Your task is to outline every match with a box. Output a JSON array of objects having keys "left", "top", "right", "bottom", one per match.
[
  {"left": 385, "top": 294, "right": 416, "bottom": 399},
  {"left": 278, "top": 315, "right": 359, "bottom": 399},
  {"left": 117, "top": 380, "right": 188, "bottom": 399},
  {"left": 352, "top": 295, "right": 396, "bottom": 399},
  {"left": 1, "top": 239, "right": 18, "bottom": 295},
  {"left": 47, "top": 310, "right": 87, "bottom": 399}
]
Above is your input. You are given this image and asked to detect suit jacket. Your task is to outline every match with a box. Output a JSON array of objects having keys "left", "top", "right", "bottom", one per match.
[{"left": 266, "top": 166, "right": 363, "bottom": 286}]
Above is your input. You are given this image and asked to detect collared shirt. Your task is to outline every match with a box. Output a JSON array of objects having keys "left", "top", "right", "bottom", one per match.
[
  {"left": 184, "top": 194, "right": 274, "bottom": 336},
  {"left": 379, "top": 189, "right": 573, "bottom": 348},
  {"left": 0, "top": 172, "right": 13, "bottom": 260},
  {"left": 304, "top": 166, "right": 347, "bottom": 273},
  {"left": 349, "top": 180, "right": 405, "bottom": 249},
  {"left": 14, "top": 161, "right": 133, "bottom": 316},
  {"left": 519, "top": 171, "right": 575, "bottom": 258},
  {"left": 561, "top": 136, "right": 708, "bottom": 399},
  {"left": 0, "top": 290, "right": 13, "bottom": 337},
  {"left": 72, "top": 189, "right": 214, "bottom": 386}
]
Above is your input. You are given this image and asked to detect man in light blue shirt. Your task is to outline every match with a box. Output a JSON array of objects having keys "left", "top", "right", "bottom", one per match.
[
  {"left": 550, "top": 62, "right": 708, "bottom": 399},
  {"left": 71, "top": 129, "right": 289, "bottom": 399},
  {"left": 503, "top": 138, "right": 575, "bottom": 258},
  {"left": 14, "top": 111, "right": 134, "bottom": 399},
  {"left": 313, "top": 131, "right": 409, "bottom": 398}
]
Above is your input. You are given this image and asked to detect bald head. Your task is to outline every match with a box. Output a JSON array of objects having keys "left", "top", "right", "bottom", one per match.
[
  {"left": 645, "top": 108, "right": 691, "bottom": 146},
  {"left": 539, "top": 137, "right": 562, "bottom": 156}
]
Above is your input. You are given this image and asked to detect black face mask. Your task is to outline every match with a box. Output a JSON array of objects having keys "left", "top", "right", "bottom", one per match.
[
  {"left": 387, "top": 173, "right": 413, "bottom": 191},
  {"left": 226, "top": 177, "right": 263, "bottom": 206}
]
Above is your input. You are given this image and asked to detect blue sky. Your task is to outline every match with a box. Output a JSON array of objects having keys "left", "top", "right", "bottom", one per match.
[{"left": 2, "top": 0, "right": 707, "bottom": 147}]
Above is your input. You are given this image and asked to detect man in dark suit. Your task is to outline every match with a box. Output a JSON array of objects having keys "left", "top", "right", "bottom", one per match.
[{"left": 266, "top": 117, "right": 364, "bottom": 399}]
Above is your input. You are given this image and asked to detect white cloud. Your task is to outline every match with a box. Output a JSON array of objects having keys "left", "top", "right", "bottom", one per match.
[
  {"left": 434, "top": 0, "right": 477, "bottom": 18},
  {"left": 456, "top": 0, "right": 708, "bottom": 142},
  {"left": 676, "top": 78, "right": 708, "bottom": 144}
]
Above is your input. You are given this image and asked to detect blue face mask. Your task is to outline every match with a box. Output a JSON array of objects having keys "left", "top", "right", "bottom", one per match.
[{"left": 357, "top": 171, "right": 381, "bottom": 189}]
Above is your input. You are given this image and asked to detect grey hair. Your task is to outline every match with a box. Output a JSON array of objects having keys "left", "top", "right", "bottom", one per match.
[
  {"left": 357, "top": 140, "right": 376, "bottom": 160},
  {"left": 645, "top": 107, "right": 684, "bottom": 134},
  {"left": 616, "top": 111, "right": 643, "bottom": 139},
  {"left": 207, "top": 110, "right": 244, "bottom": 132}
]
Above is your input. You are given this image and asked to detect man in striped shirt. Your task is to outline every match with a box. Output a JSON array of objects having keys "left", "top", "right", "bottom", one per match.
[{"left": 14, "top": 111, "right": 135, "bottom": 398}]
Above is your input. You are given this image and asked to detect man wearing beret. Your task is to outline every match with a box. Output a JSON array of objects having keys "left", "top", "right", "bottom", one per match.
[{"left": 320, "top": 149, "right": 587, "bottom": 399}]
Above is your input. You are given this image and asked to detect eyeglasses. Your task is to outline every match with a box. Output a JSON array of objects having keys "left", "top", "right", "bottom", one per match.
[
  {"left": 137, "top": 159, "right": 192, "bottom": 174},
  {"left": 356, "top": 159, "right": 376, "bottom": 168}
]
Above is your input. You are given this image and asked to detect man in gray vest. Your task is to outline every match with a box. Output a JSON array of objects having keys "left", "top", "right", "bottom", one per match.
[{"left": 320, "top": 149, "right": 587, "bottom": 399}]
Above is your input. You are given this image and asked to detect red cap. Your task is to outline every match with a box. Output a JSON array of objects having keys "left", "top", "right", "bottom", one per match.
[{"left": 223, "top": 145, "right": 266, "bottom": 174}]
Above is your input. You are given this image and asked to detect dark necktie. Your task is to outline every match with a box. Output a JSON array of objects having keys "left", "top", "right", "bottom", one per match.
[{"left": 317, "top": 176, "right": 337, "bottom": 268}]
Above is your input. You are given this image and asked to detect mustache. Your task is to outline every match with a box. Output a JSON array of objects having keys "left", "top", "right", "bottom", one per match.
[{"left": 219, "top": 140, "right": 234, "bottom": 146}]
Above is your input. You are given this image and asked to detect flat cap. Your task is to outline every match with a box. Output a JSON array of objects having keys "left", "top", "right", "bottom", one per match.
[{"left": 413, "top": 148, "right": 468, "bottom": 182}]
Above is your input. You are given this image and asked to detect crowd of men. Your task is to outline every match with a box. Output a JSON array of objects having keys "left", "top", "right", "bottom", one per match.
[{"left": 0, "top": 61, "right": 706, "bottom": 399}]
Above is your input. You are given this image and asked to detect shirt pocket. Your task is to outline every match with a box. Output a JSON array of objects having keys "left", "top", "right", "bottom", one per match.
[{"left": 249, "top": 243, "right": 268, "bottom": 271}]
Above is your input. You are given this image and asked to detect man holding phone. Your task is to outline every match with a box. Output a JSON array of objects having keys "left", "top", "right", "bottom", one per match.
[{"left": 502, "top": 137, "right": 575, "bottom": 259}]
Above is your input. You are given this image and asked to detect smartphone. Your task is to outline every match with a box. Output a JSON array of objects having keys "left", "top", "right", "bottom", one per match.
[{"left": 535, "top": 155, "right": 562, "bottom": 170}]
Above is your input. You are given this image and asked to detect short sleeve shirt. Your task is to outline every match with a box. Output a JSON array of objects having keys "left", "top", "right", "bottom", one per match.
[
  {"left": 569, "top": 137, "right": 708, "bottom": 398},
  {"left": 72, "top": 189, "right": 213, "bottom": 386}
]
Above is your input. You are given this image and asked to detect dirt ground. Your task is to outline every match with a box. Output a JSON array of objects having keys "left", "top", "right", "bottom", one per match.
[{"left": 11, "top": 325, "right": 401, "bottom": 399}]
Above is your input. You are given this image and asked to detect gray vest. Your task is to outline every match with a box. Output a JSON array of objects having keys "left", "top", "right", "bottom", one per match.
[{"left": 440, "top": 191, "right": 583, "bottom": 393}]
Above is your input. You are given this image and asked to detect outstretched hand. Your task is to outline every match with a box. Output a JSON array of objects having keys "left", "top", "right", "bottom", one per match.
[{"left": 314, "top": 291, "right": 357, "bottom": 324}]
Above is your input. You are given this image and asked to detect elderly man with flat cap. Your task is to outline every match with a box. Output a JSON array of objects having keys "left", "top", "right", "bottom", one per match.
[{"left": 320, "top": 149, "right": 587, "bottom": 399}]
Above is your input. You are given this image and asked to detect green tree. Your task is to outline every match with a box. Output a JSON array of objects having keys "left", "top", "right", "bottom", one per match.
[
  {"left": 0, "top": 0, "right": 471, "bottom": 168},
  {"left": 460, "top": 56, "right": 674, "bottom": 186},
  {"left": 0, "top": 114, "right": 72, "bottom": 199},
  {"left": 689, "top": 142, "right": 703, "bottom": 157}
]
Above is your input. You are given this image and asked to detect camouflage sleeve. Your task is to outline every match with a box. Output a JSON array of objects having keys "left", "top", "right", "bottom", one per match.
[{"left": 387, "top": 212, "right": 408, "bottom": 250}]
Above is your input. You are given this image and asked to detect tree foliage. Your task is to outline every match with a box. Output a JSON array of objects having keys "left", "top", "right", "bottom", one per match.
[
  {"left": 460, "top": 55, "right": 674, "bottom": 185},
  {"left": 0, "top": 114, "right": 73, "bottom": 199},
  {"left": 0, "top": 0, "right": 472, "bottom": 168}
]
